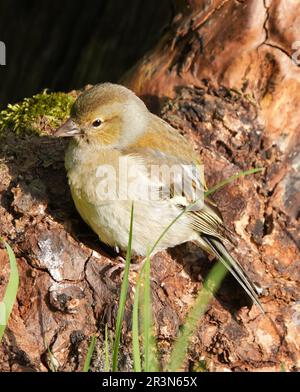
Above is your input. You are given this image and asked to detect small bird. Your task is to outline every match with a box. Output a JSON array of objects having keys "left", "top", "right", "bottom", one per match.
[{"left": 54, "top": 83, "right": 263, "bottom": 312}]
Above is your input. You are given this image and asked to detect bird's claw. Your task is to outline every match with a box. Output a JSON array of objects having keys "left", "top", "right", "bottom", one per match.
[{"left": 104, "top": 256, "right": 148, "bottom": 281}]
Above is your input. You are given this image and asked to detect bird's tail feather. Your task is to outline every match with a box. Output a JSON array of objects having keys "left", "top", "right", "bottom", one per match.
[{"left": 202, "top": 235, "right": 264, "bottom": 314}]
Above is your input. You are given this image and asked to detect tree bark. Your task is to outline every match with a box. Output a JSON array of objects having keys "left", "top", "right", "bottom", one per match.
[{"left": 0, "top": 0, "right": 300, "bottom": 371}]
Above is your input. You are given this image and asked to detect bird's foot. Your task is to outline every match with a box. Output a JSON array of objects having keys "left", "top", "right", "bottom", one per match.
[
  {"left": 105, "top": 256, "right": 126, "bottom": 280},
  {"left": 105, "top": 256, "right": 148, "bottom": 281}
]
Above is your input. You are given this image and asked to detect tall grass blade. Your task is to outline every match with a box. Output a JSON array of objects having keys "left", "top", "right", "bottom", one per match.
[
  {"left": 47, "top": 345, "right": 58, "bottom": 372},
  {"left": 167, "top": 261, "right": 227, "bottom": 371},
  {"left": 205, "top": 168, "right": 263, "bottom": 197},
  {"left": 112, "top": 203, "right": 134, "bottom": 371},
  {"left": 83, "top": 335, "right": 96, "bottom": 372},
  {"left": 0, "top": 239, "right": 19, "bottom": 343},
  {"left": 104, "top": 324, "right": 110, "bottom": 372},
  {"left": 132, "top": 271, "right": 142, "bottom": 372},
  {"left": 142, "top": 255, "right": 151, "bottom": 371},
  {"left": 139, "top": 168, "right": 262, "bottom": 371},
  {"left": 142, "top": 251, "right": 159, "bottom": 372}
]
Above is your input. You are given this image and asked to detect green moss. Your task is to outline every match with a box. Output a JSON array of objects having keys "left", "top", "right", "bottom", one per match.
[{"left": 0, "top": 90, "right": 75, "bottom": 136}]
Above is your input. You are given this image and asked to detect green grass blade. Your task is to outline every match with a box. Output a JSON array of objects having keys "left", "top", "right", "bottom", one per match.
[
  {"left": 142, "top": 168, "right": 262, "bottom": 371},
  {"left": 142, "top": 251, "right": 159, "bottom": 372},
  {"left": 132, "top": 271, "right": 142, "bottom": 372},
  {"left": 205, "top": 167, "right": 263, "bottom": 197},
  {"left": 143, "top": 255, "right": 151, "bottom": 371},
  {"left": 104, "top": 324, "right": 110, "bottom": 372},
  {"left": 83, "top": 335, "right": 96, "bottom": 372},
  {"left": 0, "top": 239, "right": 19, "bottom": 343},
  {"left": 167, "top": 261, "right": 227, "bottom": 371},
  {"left": 47, "top": 345, "right": 57, "bottom": 372},
  {"left": 148, "top": 209, "right": 187, "bottom": 257},
  {"left": 112, "top": 203, "right": 134, "bottom": 372},
  {"left": 280, "top": 362, "right": 286, "bottom": 372}
]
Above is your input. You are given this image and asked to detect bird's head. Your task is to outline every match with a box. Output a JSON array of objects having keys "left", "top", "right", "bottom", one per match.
[{"left": 54, "top": 83, "right": 149, "bottom": 147}]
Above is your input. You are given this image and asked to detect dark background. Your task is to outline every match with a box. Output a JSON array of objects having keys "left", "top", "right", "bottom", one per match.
[{"left": 0, "top": 0, "right": 173, "bottom": 109}]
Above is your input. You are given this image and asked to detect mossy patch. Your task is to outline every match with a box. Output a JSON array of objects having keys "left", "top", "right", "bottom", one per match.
[{"left": 0, "top": 90, "right": 76, "bottom": 137}]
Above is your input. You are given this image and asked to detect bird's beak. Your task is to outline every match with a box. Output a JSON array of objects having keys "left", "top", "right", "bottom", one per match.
[{"left": 54, "top": 118, "right": 81, "bottom": 137}]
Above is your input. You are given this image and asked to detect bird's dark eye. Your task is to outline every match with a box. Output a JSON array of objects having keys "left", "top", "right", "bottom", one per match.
[{"left": 92, "top": 119, "right": 102, "bottom": 128}]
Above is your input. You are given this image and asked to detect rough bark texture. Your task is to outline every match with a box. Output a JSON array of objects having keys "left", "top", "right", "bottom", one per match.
[{"left": 0, "top": 0, "right": 300, "bottom": 372}]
